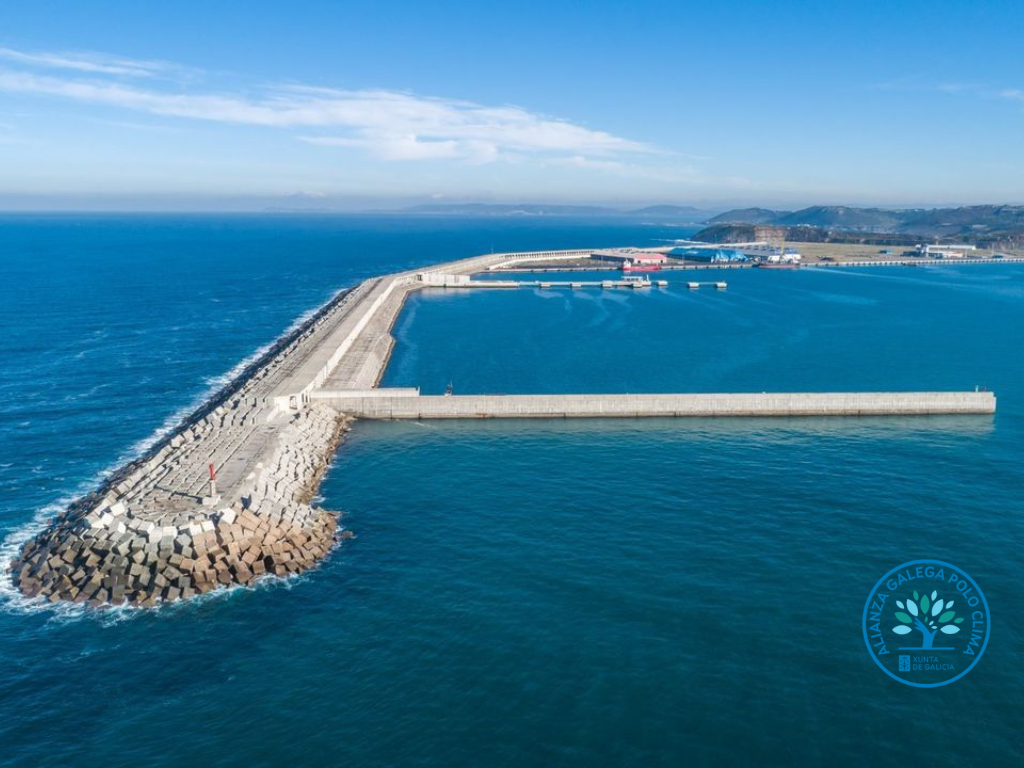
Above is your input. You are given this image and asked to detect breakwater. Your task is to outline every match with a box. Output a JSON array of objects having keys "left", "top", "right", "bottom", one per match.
[
  {"left": 5, "top": 251, "right": 501, "bottom": 606},
  {"left": 12, "top": 405, "right": 346, "bottom": 605},
  {"left": 6, "top": 247, "right": 998, "bottom": 607},
  {"left": 312, "top": 391, "right": 996, "bottom": 419},
  {"left": 5, "top": 269, "right": 372, "bottom": 605}
]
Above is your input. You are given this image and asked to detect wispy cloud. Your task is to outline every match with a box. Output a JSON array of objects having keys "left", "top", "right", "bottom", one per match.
[
  {"left": 0, "top": 46, "right": 659, "bottom": 167},
  {"left": 0, "top": 119, "right": 30, "bottom": 145},
  {"left": 871, "top": 75, "right": 987, "bottom": 95},
  {"left": 302, "top": 134, "right": 502, "bottom": 163},
  {"left": 873, "top": 75, "right": 1024, "bottom": 109},
  {"left": 871, "top": 74, "right": 927, "bottom": 92},
  {"left": 0, "top": 46, "right": 183, "bottom": 79}
]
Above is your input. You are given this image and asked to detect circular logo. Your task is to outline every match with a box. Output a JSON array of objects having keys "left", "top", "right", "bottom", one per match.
[{"left": 862, "top": 560, "right": 989, "bottom": 687}]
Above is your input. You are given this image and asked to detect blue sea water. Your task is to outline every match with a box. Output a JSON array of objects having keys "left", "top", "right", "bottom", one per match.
[{"left": 1, "top": 215, "right": 1023, "bottom": 767}]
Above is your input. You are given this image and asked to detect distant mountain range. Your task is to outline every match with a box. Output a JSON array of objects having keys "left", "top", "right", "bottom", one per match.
[
  {"left": 702, "top": 205, "right": 912, "bottom": 233},
  {"left": 398, "top": 203, "right": 717, "bottom": 221},
  {"left": 627, "top": 205, "right": 711, "bottom": 219},
  {"left": 344, "top": 202, "right": 1024, "bottom": 245},
  {"left": 698, "top": 205, "right": 1024, "bottom": 245},
  {"left": 706, "top": 207, "right": 787, "bottom": 225}
]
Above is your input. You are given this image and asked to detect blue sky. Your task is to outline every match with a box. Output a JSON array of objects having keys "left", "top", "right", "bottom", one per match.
[{"left": 1, "top": 0, "right": 1022, "bottom": 210}]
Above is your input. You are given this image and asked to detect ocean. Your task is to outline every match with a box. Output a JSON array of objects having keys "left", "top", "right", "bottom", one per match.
[{"left": 0, "top": 215, "right": 1022, "bottom": 766}]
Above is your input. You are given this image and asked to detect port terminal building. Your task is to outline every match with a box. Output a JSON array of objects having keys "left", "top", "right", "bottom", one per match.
[
  {"left": 917, "top": 244, "right": 978, "bottom": 258},
  {"left": 668, "top": 246, "right": 748, "bottom": 263}
]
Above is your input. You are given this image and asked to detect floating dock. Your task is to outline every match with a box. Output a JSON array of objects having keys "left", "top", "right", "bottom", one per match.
[{"left": 7, "top": 246, "right": 997, "bottom": 608}]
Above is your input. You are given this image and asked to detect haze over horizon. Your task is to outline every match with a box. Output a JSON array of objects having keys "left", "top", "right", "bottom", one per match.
[{"left": 2, "top": 1, "right": 1023, "bottom": 211}]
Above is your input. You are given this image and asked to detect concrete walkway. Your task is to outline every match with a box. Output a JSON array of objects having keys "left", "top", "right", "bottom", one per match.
[{"left": 312, "top": 391, "right": 997, "bottom": 419}]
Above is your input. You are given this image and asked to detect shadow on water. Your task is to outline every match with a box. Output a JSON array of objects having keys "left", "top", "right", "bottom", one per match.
[{"left": 349, "top": 413, "right": 996, "bottom": 442}]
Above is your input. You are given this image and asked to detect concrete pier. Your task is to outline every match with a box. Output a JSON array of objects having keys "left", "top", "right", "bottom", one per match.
[
  {"left": 312, "top": 391, "right": 996, "bottom": 419},
  {"left": 6, "top": 246, "right": 998, "bottom": 608}
]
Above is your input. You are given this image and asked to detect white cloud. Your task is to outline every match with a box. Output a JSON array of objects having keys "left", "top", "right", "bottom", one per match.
[
  {"left": 0, "top": 48, "right": 657, "bottom": 166},
  {"left": 874, "top": 76, "right": 1024, "bottom": 109},
  {"left": 0, "top": 46, "right": 180, "bottom": 78},
  {"left": 302, "top": 134, "right": 500, "bottom": 163}
]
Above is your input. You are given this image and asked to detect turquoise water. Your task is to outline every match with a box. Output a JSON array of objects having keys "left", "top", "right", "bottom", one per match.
[
  {"left": 384, "top": 267, "right": 1020, "bottom": 395},
  {"left": 1, "top": 216, "right": 1023, "bottom": 766}
]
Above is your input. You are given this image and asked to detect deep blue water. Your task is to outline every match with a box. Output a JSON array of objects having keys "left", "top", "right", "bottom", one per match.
[{"left": 1, "top": 215, "right": 1023, "bottom": 767}]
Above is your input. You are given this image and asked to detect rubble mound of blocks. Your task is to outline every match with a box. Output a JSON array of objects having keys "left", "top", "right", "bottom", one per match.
[{"left": 8, "top": 405, "right": 351, "bottom": 607}]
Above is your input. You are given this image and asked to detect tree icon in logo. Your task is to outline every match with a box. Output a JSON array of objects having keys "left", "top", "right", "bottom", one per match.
[
  {"left": 892, "top": 590, "right": 966, "bottom": 649},
  {"left": 865, "top": 560, "right": 990, "bottom": 687}
]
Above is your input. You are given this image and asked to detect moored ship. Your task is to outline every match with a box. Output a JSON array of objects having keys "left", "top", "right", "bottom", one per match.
[
  {"left": 621, "top": 259, "right": 661, "bottom": 272},
  {"left": 749, "top": 245, "right": 802, "bottom": 269}
]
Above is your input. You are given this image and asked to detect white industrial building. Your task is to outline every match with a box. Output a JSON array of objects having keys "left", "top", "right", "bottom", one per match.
[{"left": 917, "top": 244, "right": 977, "bottom": 258}]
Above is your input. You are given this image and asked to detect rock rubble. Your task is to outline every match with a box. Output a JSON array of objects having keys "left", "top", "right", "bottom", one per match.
[{"left": 9, "top": 404, "right": 349, "bottom": 608}]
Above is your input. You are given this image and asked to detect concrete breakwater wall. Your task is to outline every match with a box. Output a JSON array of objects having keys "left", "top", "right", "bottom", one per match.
[
  {"left": 272, "top": 277, "right": 409, "bottom": 408},
  {"left": 76, "top": 283, "right": 357, "bottom": 507},
  {"left": 314, "top": 391, "right": 997, "bottom": 419},
  {"left": 4, "top": 274, "right": 386, "bottom": 607},
  {"left": 6, "top": 244, "right": 1002, "bottom": 609},
  {"left": 4, "top": 250, "right": 508, "bottom": 608},
  {"left": 10, "top": 404, "right": 347, "bottom": 606}
]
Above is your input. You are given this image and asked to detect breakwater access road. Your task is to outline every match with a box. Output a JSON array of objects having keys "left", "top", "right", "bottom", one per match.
[{"left": 6, "top": 249, "right": 996, "bottom": 608}]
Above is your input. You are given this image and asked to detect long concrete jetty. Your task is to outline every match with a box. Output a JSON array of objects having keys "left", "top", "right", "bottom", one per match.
[
  {"left": 7, "top": 247, "right": 997, "bottom": 608},
  {"left": 312, "top": 391, "right": 996, "bottom": 419}
]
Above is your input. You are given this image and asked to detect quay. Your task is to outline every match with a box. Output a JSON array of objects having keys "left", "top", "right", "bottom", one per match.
[
  {"left": 7, "top": 247, "right": 998, "bottom": 608},
  {"left": 311, "top": 391, "right": 996, "bottom": 419},
  {"left": 803, "top": 256, "right": 1024, "bottom": 269},
  {"left": 417, "top": 273, "right": 667, "bottom": 290}
]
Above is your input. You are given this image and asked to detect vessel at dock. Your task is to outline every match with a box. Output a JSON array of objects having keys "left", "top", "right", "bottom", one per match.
[
  {"left": 622, "top": 259, "right": 661, "bottom": 273},
  {"left": 742, "top": 244, "right": 802, "bottom": 267},
  {"left": 622, "top": 275, "right": 652, "bottom": 288}
]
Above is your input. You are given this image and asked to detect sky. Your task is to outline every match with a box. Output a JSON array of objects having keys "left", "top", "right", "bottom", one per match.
[{"left": 0, "top": 0, "right": 1023, "bottom": 211}]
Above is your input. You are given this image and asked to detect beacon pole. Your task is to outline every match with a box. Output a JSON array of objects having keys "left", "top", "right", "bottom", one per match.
[{"left": 209, "top": 462, "right": 217, "bottom": 498}]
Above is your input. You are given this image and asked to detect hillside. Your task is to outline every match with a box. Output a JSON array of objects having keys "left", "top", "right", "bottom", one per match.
[
  {"left": 707, "top": 208, "right": 788, "bottom": 225},
  {"left": 771, "top": 206, "right": 915, "bottom": 231},
  {"left": 899, "top": 205, "right": 1024, "bottom": 237},
  {"left": 692, "top": 223, "right": 922, "bottom": 247},
  {"left": 696, "top": 204, "right": 1024, "bottom": 245},
  {"left": 688, "top": 223, "right": 759, "bottom": 243},
  {"left": 394, "top": 202, "right": 1024, "bottom": 244}
]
